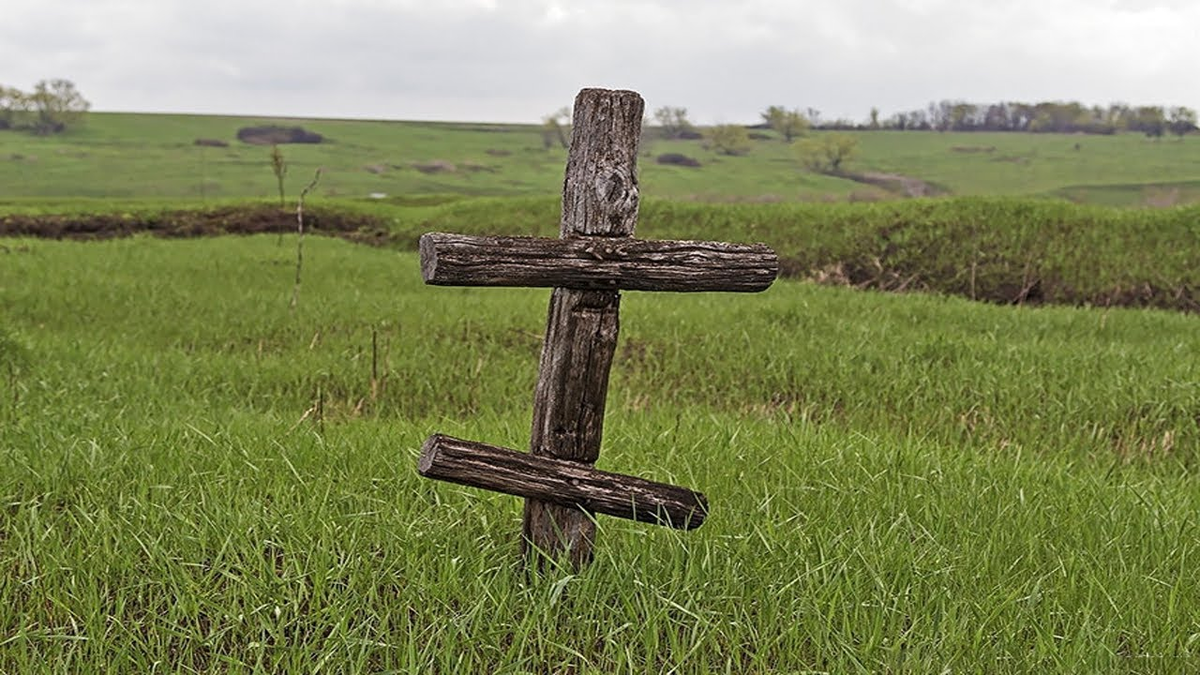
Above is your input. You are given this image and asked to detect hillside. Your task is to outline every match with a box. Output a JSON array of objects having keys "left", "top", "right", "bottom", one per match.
[
  {"left": 3, "top": 112, "right": 1200, "bottom": 205},
  {"left": 5, "top": 111, "right": 1200, "bottom": 672},
  {"left": 2, "top": 236, "right": 1198, "bottom": 671}
]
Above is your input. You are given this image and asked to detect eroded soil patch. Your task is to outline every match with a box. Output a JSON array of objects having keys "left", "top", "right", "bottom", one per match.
[
  {"left": 844, "top": 172, "right": 946, "bottom": 198},
  {"left": 6, "top": 201, "right": 1198, "bottom": 314}
]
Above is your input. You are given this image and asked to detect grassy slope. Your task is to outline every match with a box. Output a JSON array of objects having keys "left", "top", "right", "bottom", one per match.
[
  {"left": 387, "top": 195, "right": 1200, "bottom": 311},
  {"left": 4, "top": 194, "right": 1197, "bottom": 311},
  {"left": 2, "top": 236, "right": 1198, "bottom": 672},
  {"left": 850, "top": 130, "right": 1200, "bottom": 198},
  {"left": 4, "top": 113, "right": 1200, "bottom": 204}
]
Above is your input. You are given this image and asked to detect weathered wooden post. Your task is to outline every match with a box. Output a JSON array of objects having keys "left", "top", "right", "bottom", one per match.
[{"left": 417, "top": 88, "right": 778, "bottom": 570}]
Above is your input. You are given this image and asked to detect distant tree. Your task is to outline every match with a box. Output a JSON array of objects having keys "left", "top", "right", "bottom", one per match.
[
  {"left": 24, "top": 79, "right": 90, "bottom": 135},
  {"left": 949, "top": 102, "right": 980, "bottom": 131},
  {"left": 885, "top": 111, "right": 908, "bottom": 130},
  {"left": 1134, "top": 106, "right": 1167, "bottom": 139},
  {"left": 540, "top": 106, "right": 570, "bottom": 150},
  {"left": 760, "top": 105, "right": 809, "bottom": 141},
  {"left": 1012, "top": 103, "right": 1038, "bottom": 131},
  {"left": 653, "top": 106, "right": 695, "bottom": 139},
  {"left": 0, "top": 86, "right": 25, "bottom": 130},
  {"left": 928, "top": 101, "right": 952, "bottom": 131},
  {"left": 1106, "top": 102, "right": 1132, "bottom": 130},
  {"left": 868, "top": 107, "right": 880, "bottom": 129},
  {"left": 1168, "top": 106, "right": 1197, "bottom": 140},
  {"left": 860, "top": 99, "right": 1191, "bottom": 135},
  {"left": 0, "top": 80, "right": 91, "bottom": 134},
  {"left": 639, "top": 113, "right": 658, "bottom": 155},
  {"left": 982, "top": 104, "right": 1010, "bottom": 131},
  {"left": 795, "top": 133, "right": 858, "bottom": 174},
  {"left": 892, "top": 109, "right": 930, "bottom": 130},
  {"left": 706, "top": 124, "right": 752, "bottom": 155}
]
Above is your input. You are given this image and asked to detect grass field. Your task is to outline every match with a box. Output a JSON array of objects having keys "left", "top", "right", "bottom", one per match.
[
  {"left": 4, "top": 113, "right": 1200, "bottom": 204},
  {"left": 4, "top": 193, "right": 1199, "bottom": 312},
  {"left": 401, "top": 196, "right": 1200, "bottom": 311},
  {"left": 3, "top": 108, "right": 1200, "bottom": 671},
  {"left": 2, "top": 235, "right": 1199, "bottom": 672}
]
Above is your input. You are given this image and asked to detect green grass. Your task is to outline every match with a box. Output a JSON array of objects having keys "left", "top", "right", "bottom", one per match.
[
  {"left": 4, "top": 193, "right": 1198, "bottom": 310},
  {"left": 849, "top": 130, "right": 1200, "bottom": 202},
  {"left": 5, "top": 113, "right": 1200, "bottom": 204},
  {"left": 1052, "top": 180, "right": 1200, "bottom": 207},
  {"left": 2, "top": 235, "right": 1199, "bottom": 672},
  {"left": 0, "top": 114, "right": 568, "bottom": 201},
  {"left": 382, "top": 195, "right": 1200, "bottom": 311}
]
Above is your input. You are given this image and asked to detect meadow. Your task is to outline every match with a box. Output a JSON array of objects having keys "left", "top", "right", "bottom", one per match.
[
  {"left": 4, "top": 194, "right": 1199, "bottom": 312},
  {"left": 2, "top": 111, "right": 1200, "bottom": 672},
  {"left": 1, "top": 235, "right": 1198, "bottom": 672},
  {"left": 4, "top": 112, "right": 1200, "bottom": 204}
]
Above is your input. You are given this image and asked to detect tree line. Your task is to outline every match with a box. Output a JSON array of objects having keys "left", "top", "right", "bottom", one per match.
[
  {"left": 636, "top": 100, "right": 1198, "bottom": 141},
  {"left": 0, "top": 79, "right": 91, "bottom": 135},
  {"left": 627, "top": 99, "right": 1198, "bottom": 175},
  {"left": 854, "top": 100, "right": 1196, "bottom": 138},
  {"left": 640, "top": 105, "right": 857, "bottom": 173}
]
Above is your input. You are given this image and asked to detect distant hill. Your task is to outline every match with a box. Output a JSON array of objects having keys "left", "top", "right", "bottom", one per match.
[{"left": 2, "top": 112, "right": 1200, "bottom": 206}]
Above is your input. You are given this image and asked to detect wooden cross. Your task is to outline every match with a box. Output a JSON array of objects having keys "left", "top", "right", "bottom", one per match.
[{"left": 417, "top": 88, "right": 778, "bottom": 570}]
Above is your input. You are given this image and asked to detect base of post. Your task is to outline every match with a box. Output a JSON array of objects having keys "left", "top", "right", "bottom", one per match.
[{"left": 521, "top": 499, "right": 596, "bottom": 571}]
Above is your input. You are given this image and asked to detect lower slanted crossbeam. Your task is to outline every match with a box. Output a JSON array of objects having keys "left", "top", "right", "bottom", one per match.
[{"left": 418, "top": 434, "right": 708, "bottom": 530}]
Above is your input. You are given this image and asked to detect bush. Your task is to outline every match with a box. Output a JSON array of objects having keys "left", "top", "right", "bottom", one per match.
[
  {"left": 795, "top": 134, "right": 858, "bottom": 173},
  {"left": 237, "top": 125, "right": 323, "bottom": 145},
  {"left": 193, "top": 138, "right": 229, "bottom": 148},
  {"left": 656, "top": 153, "right": 701, "bottom": 168},
  {"left": 0, "top": 80, "right": 90, "bottom": 135},
  {"left": 705, "top": 125, "right": 752, "bottom": 156}
]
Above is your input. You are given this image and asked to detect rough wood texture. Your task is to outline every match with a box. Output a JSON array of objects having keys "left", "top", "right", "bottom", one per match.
[
  {"left": 420, "top": 233, "right": 778, "bottom": 293},
  {"left": 529, "top": 287, "right": 620, "bottom": 464},
  {"left": 560, "top": 88, "right": 644, "bottom": 238},
  {"left": 522, "top": 286, "right": 621, "bottom": 567},
  {"left": 420, "top": 434, "right": 708, "bottom": 530},
  {"left": 523, "top": 88, "right": 645, "bottom": 568}
]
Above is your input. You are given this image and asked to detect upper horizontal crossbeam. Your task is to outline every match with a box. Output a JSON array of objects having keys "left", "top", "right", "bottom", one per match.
[{"left": 419, "top": 232, "right": 778, "bottom": 293}]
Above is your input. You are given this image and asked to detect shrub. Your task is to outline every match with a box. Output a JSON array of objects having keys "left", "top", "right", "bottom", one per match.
[
  {"left": 193, "top": 138, "right": 229, "bottom": 147},
  {"left": 795, "top": 134, "right": 858, "bottom": 174},
  {"left": 656, "top": 153, "right": 701, "bottom": 167},
  {"left": 237, "top": 125, "right": 323, "bottom": 145},
  {"left": 1, "top": 80, "right": 90, "bottom": 135},
  {"left": 705, "top": 125, "right": 752, "bottom": 156}
]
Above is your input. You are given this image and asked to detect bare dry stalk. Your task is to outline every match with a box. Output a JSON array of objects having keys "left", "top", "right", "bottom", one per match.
[
  {"left": 290, "top": 168, "right": 322, "bottom": 310},
  {"left": 370, "top": 328, "right": 380, "bottom": 404}
]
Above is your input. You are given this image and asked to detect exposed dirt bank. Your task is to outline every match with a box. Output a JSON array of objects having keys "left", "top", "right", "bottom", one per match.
[{"left": 0, "top": 205, "right": 390, "bottom": 245}]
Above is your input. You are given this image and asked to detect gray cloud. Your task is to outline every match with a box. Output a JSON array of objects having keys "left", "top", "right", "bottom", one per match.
[{"left": 2, "top": 0, "right": 1197, "bottom": 123}]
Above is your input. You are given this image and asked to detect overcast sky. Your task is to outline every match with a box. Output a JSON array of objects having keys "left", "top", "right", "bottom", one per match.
[{"left": 4, "top": 0, "right": 1197, "bottom": 124}]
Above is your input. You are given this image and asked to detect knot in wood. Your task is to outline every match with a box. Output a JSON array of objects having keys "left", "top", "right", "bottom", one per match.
[{"left": 595, "top": 166, "right": 638, "bottom": 226}]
